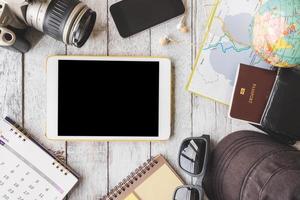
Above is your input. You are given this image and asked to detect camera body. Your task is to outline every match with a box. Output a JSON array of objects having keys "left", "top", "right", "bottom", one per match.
[{"left": 0, "top": 0, "right": 96, "bottom": 53}]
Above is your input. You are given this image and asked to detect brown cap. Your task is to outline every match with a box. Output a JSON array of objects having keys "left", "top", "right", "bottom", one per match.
[{"left": 204, "top": 131, "right": 300, "bottom": 200}]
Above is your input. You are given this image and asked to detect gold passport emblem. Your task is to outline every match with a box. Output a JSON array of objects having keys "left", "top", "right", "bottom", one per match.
[{"left": 240, "top": 88, "right": 246, "bottom": 95}]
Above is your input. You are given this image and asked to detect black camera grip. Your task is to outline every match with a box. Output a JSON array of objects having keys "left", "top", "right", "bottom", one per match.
[{"left": 10, "top": 36, "right": 31, "bottom": 53}]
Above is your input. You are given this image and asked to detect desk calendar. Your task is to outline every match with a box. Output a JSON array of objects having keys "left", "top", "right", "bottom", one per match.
[{"left": 0, "top": 117, "right": 79, "bottom": 200}]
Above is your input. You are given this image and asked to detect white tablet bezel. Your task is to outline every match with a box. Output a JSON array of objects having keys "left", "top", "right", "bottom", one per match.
[{"left": 46, "top": 55, "right": 171, "bottom": 141}]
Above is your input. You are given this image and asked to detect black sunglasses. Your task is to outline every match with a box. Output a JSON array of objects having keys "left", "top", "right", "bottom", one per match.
[{"left": 173, "top": 135, "right": 210, "bottom": 200}]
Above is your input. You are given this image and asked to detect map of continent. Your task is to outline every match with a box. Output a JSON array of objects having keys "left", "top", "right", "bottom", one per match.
[{"left": 188, "top": 0, "right": 271, "bottom": 104}]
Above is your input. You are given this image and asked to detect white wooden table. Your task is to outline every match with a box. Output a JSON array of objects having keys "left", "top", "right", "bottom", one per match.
[{"left": 0, "top": 0, "right": 281, "bottom": 199}]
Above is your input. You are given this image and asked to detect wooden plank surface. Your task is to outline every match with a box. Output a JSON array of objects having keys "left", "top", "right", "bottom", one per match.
[
  {"left": 0, "top": 49, "right": 22, "bottom": 124},
  {"left": 1, "top": 0, "right": 298, "bottom": 199}
]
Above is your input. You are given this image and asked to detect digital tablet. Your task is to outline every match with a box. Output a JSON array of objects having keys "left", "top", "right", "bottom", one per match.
[{"left": 46, "top": 56, "right": 171, "bottom": 141}]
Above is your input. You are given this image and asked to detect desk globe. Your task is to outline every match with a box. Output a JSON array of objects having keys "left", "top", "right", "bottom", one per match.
[{"left": 252, "top": 0, "right": 300, "bottom": 67}]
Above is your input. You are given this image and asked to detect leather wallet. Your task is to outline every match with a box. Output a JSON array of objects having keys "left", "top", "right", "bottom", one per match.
[{"left": 260, "top": 68, "right": 300, "bottom": 144}]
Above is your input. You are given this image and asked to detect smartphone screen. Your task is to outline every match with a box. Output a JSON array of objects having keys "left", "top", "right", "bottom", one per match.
[{"left": 110, "top": 0, "right": 185, "bottom": 38}]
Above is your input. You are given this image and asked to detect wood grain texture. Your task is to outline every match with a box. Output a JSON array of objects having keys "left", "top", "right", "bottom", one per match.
[
  {"left": 66, "top": 0, "right": 108, "bottom": 199},
  {"left": 107, "top": 0, "right": 151, "bottom": 192},
  {"left": 67, "top": 142, "right": 108, "bottom": 200},
  {"left": 0, "top": 49, "right": 22, "bottom": 123}
]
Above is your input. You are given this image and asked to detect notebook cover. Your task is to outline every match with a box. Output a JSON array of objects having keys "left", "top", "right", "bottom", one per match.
[
  {"left": 229, "top": 64, "right": 277, "bottom": 124},
  {"left": 101, "top": 155, "right": 184, "bottom": 200},
  {"left": 261, "top": 68, "right": 300, "bottom": 140}
]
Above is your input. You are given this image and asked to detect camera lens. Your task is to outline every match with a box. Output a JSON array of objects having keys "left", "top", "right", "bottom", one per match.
[
  {"left": 71, "top": 9, "right": 96, "bottom": 47},
  {"left": 26, "top": 0, "right": 96, "bottom": 47}
]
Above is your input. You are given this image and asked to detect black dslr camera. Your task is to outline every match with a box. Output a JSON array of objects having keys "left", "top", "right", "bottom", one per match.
[{"left": 0, "top": 0, "right": 96, "bottom": 53}]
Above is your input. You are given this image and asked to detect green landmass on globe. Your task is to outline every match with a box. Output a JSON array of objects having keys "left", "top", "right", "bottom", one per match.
[{"left": 252, "top": 0, "right": 300, "bottom": 67}]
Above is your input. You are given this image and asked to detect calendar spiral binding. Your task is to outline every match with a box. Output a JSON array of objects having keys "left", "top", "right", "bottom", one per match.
[
  {"left": 5, "top": 117, "right": 29, "bottom": 141},
  {"left": 100, "top": 157, "right": 159, "bottom": 200},
  {"left": 4, "top": 117, "right": 75, "bottom": 177}
]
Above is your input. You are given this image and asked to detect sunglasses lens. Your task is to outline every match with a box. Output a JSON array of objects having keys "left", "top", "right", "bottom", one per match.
[
  {"left": 174, "top": 187, "right": 201, "bottom": 200},
  {"left": 179, "top": 139, "right": 206, "bottom": 175}
]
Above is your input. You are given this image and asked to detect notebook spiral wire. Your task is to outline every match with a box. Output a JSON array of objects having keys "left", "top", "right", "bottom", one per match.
[{"left": 101, "top": 157, "right": 159, "bottom": 200}]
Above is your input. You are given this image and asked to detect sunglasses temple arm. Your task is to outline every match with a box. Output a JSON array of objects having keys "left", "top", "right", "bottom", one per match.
[
  {"left": 195, "top": 174, "right": 205, "bottom": 187},
  {"left": 196, "top": 142, "right": 210, "bottom": 187}
]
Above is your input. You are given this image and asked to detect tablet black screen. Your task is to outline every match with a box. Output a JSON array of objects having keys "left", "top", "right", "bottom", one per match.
[{"left": 58, "top": 60, "right": 159, "bottom": 137}]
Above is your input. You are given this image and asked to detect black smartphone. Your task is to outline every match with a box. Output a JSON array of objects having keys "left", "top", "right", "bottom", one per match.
[{"left": 110, "top": 0, "right": 185, "bottom": 38}]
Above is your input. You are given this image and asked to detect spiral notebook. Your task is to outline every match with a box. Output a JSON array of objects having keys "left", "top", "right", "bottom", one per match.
[
  {"left": 0, "top": 117, "right": 79, "bottom": 200},
  {"left": 101, "top": 155, "right": 184, "bottom": 200}
]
